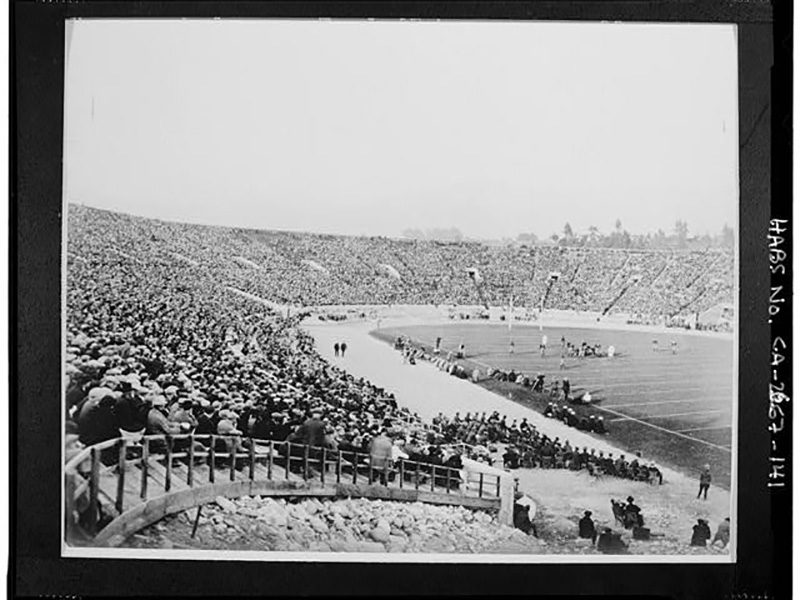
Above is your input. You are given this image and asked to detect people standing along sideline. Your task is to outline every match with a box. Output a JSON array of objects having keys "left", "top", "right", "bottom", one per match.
[
  {"left": 340, "top": 341, "right": 348, "bottom": 357},
  {"left": 334, "top": 342, "right": 340, "bottom": 357}
]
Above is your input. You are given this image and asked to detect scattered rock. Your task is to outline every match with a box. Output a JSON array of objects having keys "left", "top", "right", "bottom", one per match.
[
  {"left": 369, "top": 524, "right": 391, "bottom": 543},
  {"left": 215, "top": 496, "right": 237, "bottom": 514}
]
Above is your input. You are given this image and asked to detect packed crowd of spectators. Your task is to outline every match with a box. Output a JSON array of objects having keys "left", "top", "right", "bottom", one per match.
[
  {"left": 66, "top": 204, "right": 665, "bottom": 489},
  {"left": 68, "top": 205, "right": 734, "bottom": 320}
]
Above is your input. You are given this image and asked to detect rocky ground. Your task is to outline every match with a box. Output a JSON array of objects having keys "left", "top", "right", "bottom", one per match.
[
  {"left": 124, "top": 495, "right": 546, "bottom": 554},
  {"left": 124, "top": 462, "right": 732, "bottom": 556},
  {"left": 124, "top": 471, "right": 730, "bottom": 556}
]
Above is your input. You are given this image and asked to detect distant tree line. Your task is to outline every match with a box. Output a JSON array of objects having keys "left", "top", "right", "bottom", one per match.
[
  {"left": 402, "top": 221, "right": 735, "bottom": 251},
  {"left": 518, "top": 219, "right": 734, "bottom": 251},
  {"left": 402, "top": 227, "right": 465, "bottom": 242}
]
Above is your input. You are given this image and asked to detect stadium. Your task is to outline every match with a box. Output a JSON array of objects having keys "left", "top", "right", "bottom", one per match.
[{"left": 64, "top": 204, "right": 735, "bottom": 556}]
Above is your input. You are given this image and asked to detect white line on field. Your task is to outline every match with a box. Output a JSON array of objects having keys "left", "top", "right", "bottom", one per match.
[
  {"left": 675, "top": 425, "right": 733, "bottom": 434},
  {"left": 608, "top": 408, "right": 725, "bottom": 422},
  {"left": 602, "top": 399, "right": 726, "bottom": 409},
  {"left": 593, "top": 405, "right": 732, "bottom": 453},
  {"left": 573, "top": 387, "right": 731, "bottom": 401}
]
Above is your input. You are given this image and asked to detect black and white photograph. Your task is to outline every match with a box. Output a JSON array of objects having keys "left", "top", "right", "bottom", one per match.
[
  {"left": 10, "top": 1, "right": 793, "bottom": 597},
  {"left": 61, "top": 18, "right": 742, "bottom": 561}
]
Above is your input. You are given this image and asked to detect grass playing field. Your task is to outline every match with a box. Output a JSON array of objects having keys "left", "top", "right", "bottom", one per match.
[{"left": 372, "top": 322, "right": 735, "bottom": 489}]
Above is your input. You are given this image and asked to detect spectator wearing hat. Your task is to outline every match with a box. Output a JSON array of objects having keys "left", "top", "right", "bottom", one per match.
[
  {"left": 216, "top": 411, "right": 245, "bottom": 470},
  {"left": 295, "top": 409, "right": 326, "bottom": 448},
  {"left": 368, "top": 429, "right": 393, "bottom": 485},
  {"left": 146, "top": 396, "right": 182, "bottom": 436},
  {"left": 578, "top": 510, "right": 597, "bottom": 544},
  {"left": 195, "top": 402, "right": 218, "bottom": 436},
  {"left": 171, "top": 398, "right": 199, "bottom": 430},
  {"left": 691, "top": 518, "right": 711, "bottom": 547},
  {"left": 78, "top": 393, "right": 119, "bottom": 448},
  {"left": 623, "top": 496, "right": 643, "bottom": 529},
  {"left": 111, "top": 380, "right": 145, "bottom": 432}
]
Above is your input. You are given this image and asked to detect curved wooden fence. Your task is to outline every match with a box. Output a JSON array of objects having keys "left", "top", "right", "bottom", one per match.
[{"left": 65, "top": 434, "right": 508, "bottom": 547}]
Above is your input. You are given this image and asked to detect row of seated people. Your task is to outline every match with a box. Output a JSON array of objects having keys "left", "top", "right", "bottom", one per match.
[{"left": 431, "top": 411, "right": 662, "bottom": 484}]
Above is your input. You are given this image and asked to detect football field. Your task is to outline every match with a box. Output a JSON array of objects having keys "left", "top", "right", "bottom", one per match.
[{"left": 373, "top": 322, "right": 735, "bottom": 488}]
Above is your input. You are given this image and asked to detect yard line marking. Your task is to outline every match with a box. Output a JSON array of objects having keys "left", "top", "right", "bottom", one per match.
[
  {"left": 573, "top": 386, "right": 730, "bottom": 399},
  {"left": 603, "top": 399, "right": 716, "bottom": 409},
  {"left": 608, "top": 408, "right": 725, "bottom": 422},
  {"left": 676, "top": 425, "right": 733, "bottom": 434},
  {"left": 571, "top": 379, "right": 730, "bottom": 392},
  {"left": 593, "top": 405, "right": 732, "bottom": 453}
]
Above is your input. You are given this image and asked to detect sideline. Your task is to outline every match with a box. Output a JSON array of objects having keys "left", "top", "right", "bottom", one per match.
[
  {"left": 383, "top": 324, "right": 733, "bottom": 455},
  {"left": 302, "top": 320, "right": 722, "bottom": 489}
]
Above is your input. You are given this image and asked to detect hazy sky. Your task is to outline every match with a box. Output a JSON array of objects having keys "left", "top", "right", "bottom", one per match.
[{"left": 64, "top": 19, "right": 738, "bottom": 239}]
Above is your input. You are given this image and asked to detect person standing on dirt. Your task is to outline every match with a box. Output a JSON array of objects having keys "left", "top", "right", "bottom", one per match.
[
  {"left": 340, "top": 342, "right": 347, "bottom": 357},
  {"left": 334, "top": 342, "right": 340, "bottom": 357},
  {"left": 697, "top": 464, "right": 712, "bottom": 499},
  {"left": 578, "top": 510, "right": 597, "bottom": 544}
]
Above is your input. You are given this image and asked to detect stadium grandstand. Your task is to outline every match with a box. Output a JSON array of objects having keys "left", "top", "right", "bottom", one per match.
[{"left": 65, "top": 204, "right": 734, "bottom": 551}]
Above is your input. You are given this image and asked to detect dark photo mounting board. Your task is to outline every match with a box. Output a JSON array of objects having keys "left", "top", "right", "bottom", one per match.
[{"left": 10, "top": 1, "right": 790, "bottom": 598}]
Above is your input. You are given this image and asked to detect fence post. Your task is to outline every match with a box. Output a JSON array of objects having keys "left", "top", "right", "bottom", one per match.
[
  {"left": 368, "top": 455, "right": 374, "bottom": 485},
  {"left": 165, "top": 436, "right": 173, "bottom": 492},
  {"left": 445, "top": 467, "right": 451, "bottom": 494},
  {"left": 320, "top": 448, "right": 326, "bottom": 484},
  {"left": 140, "top": 438, "right": 149, "bottom": 500},
  {"left": 496, "top": 474, "right": 501, "bottom": 498},
  {"left": 116, "top": 439, "right": 127, "bottom": 514},
  {"left": 209, "top": 437, "right": 216, "bottom": 483},
  {"left": 267, "top": 441, "right": 273, "bottom": 479},
  {"left": 88, "top": 447, "right": 100, "bottom": 535},
  {"left": 352, "top": 452, "right": 358, "bottom": 484},
  {"left": 497, "top": 475, "right": 515, "bottom": 526},
  {"left": 229, "top": 438, "right": 237, "bottom": 482},
  {"left": 415, "top": 462, "right": 420, "bottom": 490},
  {"left": 249, "top": 440, "right": 256, "bottom": 481},
  {"left": 478, "top": 472, "right": 484, "bottom": 498},
  {"left": 187, "top": 436, "right": 194, "bottom": 487},
  {"left": 399, "top": 459, "right": 404, "bottom": 489},
  {"left": 303, "top": 445, "right": 310, "bottom": 481},
  {"left": 285, "top": 443, "right": 291, "bottom": 480},
  {"left": 336, "top": 450, "right": 342, "bottom": 483},
  {"left": 65, "top": 471, "right": 76, "bottom": 539},
  {"left": 431, "top": 465, "right": 437, "bottom": 492}
]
